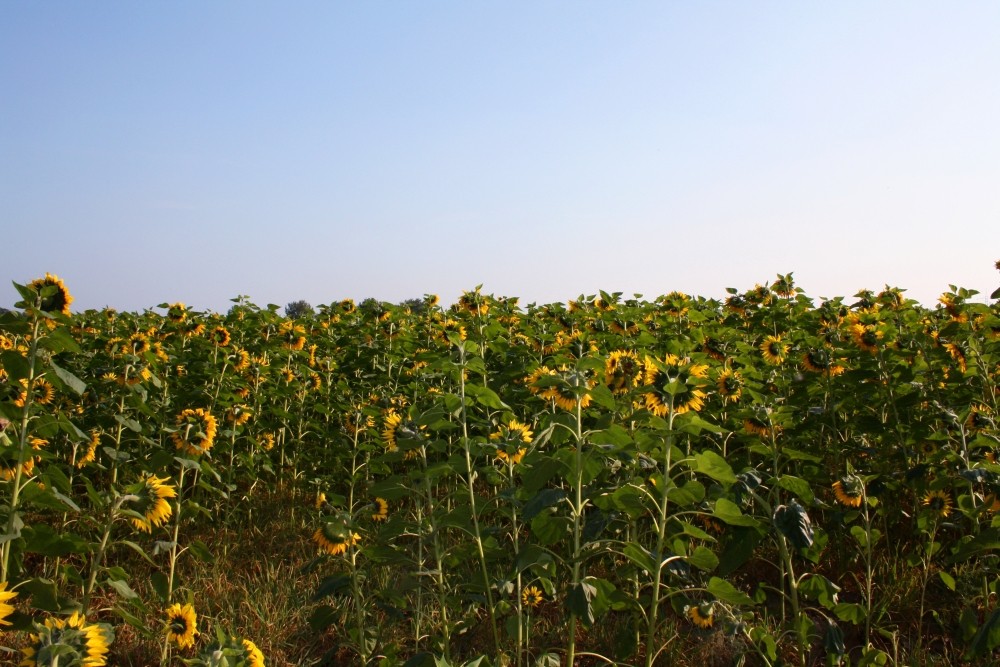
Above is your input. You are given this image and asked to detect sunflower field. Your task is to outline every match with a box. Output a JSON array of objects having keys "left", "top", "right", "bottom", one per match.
[{"left": 2, "top": 269, "right": 1000, "bottom": 666}]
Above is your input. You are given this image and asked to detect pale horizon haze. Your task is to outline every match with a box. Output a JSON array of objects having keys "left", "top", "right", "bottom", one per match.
[{"left": 2, "top": 2, "right": 999, "bottom": 313}]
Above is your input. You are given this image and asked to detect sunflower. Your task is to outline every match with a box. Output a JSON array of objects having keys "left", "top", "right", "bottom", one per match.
[
  {"left": 687, "top": 602, "right": 714, "bottom": 629},
  {"left": 338, "top": 298, "right": 357, "bottom": 314},
  {"left": 521, "top": 585, "right": 543, "bottom": 608},
  {"left": 943, "top": 342, "right": 967, "bottom": 373},
  {"left": 605, "top": 350, "right": 642, "bottom": 395},
  {"left": 209, "top": 326, "right": 231, "bottom": 347},
  {"left": 166, "top": 302, "right": 187, "bottom": 322},
  {"left": 226, "top": 404, "right": 253, "bottom": 427},
  {"left": 20, "top": 611, "right": 112, "bottom": 667},
  {"left": 550, "top": 370, "right": 594, "bottom": 412},
  {"left": 849, "top": 323, "right": 883, "bottom": 354},
  {"left": 260, "top": 432, "right": 276, "bottom": 451},
  {"left": 128, "top": 474, "right": 176, "bottom": 532},
  {"left": 229, "top": 347, "right": 251, "bottom": 372},
  {"left": 371, "top": 497, "right": 389, "bottom": 522},
  {"left": 743, "top": 417, "right": 778, "bottom": 438},
  {"left": 966, "top": 405, "right": 993, "bottom": 432},
  {"left": 165, "top": 603, "right": 198, "bottom": 650},
  {"left": 922, "top": 490, "right": 952, "bottom": 518},
  {"left": 171, "top": 408, "right": 218, "bottom": 457},
  {"left": 279, "top": 321, "right": 307, "bottom": 351},
  {"left": 14, "top": 378, "right": 55, "bottom": 408},
  {"left": 27, "top": 273, "right": 73, "bottom": 315},
  {"left": 491, "top": 419, "right": 533, "bottom": 465},
  {"left": 0, "top": 581, "right": 16, "bottom": 626},
  {"left": 126, "top": 333, "right": 149, "bottom": 356},
  {"left": 832, "top": 475, "right": 864, "bottom": 508},
  {"left": 759, "top": 335, "right": 788, "bottom": 365},
  {"left": 642, "top": 354, "right": 709, "bottom": 417},
  {"left": 382, "top": 411, "right": 403, "bottom": 452},
  {"left": 183, "top": 321, "right": 205, "bottom": 338},
  {"left": 458, "top": 290, "right": 490, "bottom": 316},
  {"left": 314, "top": 492, "right": 327, "bottom": 510},
  {"left": 242, "top": 639, "right": 266, "bottom": 667},
  {"left": 309, "top": 372, "right": 322, "bottom": 391},
  {"left": 525, "top": 366, "right": 559, "bottom": 399},
  {"left": 439, "top": 318, "right": 467, "bottom": 342},
  {"left": 802, "top": 350, "right": 845, "bottom": 377},
  {"left": 716, "top": 368, "right": 743, "bottom": 403},
  {"left": 313, "top": 524, "right": 361, "bottom": 556}
]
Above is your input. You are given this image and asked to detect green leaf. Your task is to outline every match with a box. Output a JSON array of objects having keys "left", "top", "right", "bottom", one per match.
[
  {"left": 48, "top": 358, "right": 86, "bottom": 395},
  {"left": 797, "top": 574, "right": 840, "bottom": 609},
  {"left": 188, "top": 539, "right": 215, "bottom": 563},
  {"left": 588, "top": 384, "right": 617, "bottom": 410},
  {"left": 714, "top": 498, "right": 761, "bottom": 528},
  {"left": 687, "top": 546, "right": 719, "bottom": 572},
  {"left": 834, "top": 602, "right": 866, "bottom": 624},
  {"left": 773, "top": 501, "right": 814, "bottom": 549},
  {"left": 0, "top": 350, "right": 30, "bottom": 382},
  {"left": 623, "top": 543, "right": 657, "bottom": 574},
  {"left": 106, "top": 577, "right": 139, "bottom": 600},
  {"left": 775, "top": 475, "right": 814, "bottom": 504},
  {"left": 968, "top": 609, "right": 1000, "bottom": 658},
  {"left": 938, "top": 570, "right": 956, "bottom": 592},
  {"left": 707, "top": 576, "right": 754, "bottom": 606},
  {"left": 693, "top": 450, "right": 737, "bottom": 484},
  {"left": 567, "top": 581, "right": 597, "bottom": 627}
]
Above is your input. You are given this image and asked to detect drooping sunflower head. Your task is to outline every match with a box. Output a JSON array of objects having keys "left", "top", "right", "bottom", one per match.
[
  {"left": 371, "top": 497, "right": 389, "bottom": 522},
  {"left": 521, "top": 585, "right": 543, "bottom": 608},
  {"left": 27, "top": 273, "right": 73, "bottom": 316},
  {"left": 0, "top": 581, "right": 17, "bottom": 627},
  {"left": 208, "top": 326, "right": 231, "bottom": 347},
  {"left": 549, "top": 369, "right": 595, "bottom": 412},
  {"left": 171, "top": 408, "right": 218, "bottom": 457},
  {"left": 458, "top": 289, "right": 490, "bottom": 316},
  {"left": 166, "top": 302, "right": 187, "bottom": 322},
  {"left": 605, "top": 350, "right": 642, "bottom": 395},
  {"left": 164, "top": 603, "right": 198, "bottom": 650},
  {"left": 832, "top": 475, "right": 864, "bottom": 508},
  {"left": 642, "top": 354, "right": 709, "bottom": 417},
  {"left": 226, "top": 404, "right": 253, "bottom": 427},
  {"left": 126, "top": 332, "right": 150, "bottom": 357},
  {"left": 490, "top": 419, "right": 533, "bottom": 465},
  {"left": 128, "top": 474, "right": 176, "bottom": 532},
  {"left": 242, "top": 638, "right": 265, "bottom": 667},
  {"left": 849, "top": 323, "right": 883, "bottom": 354},
  {"left": 966, "top": 404, "right": 994, "bottom": 433},
  {"left": 716, "top": 368, "right": 744, "bottom": 402},
  {"left": 686, "top": 602, "right": 714, "bottom": 629},
  {"left": 759, "top": 335, "right": 788, "bottom": 366},
  {"left": 21, "top": 611, "right": 113, "bottom": 667},
  {"left": 922, "top": 489, "right": 952, "bottom": 518},
  {"left": 279, "top": 321, "right": 307, "bottom": 351},
  {"left": 313, "top": 523, "right": 361, "bottom": 556},
  {"left": 14, "top": 378, "right": 55, "bottom": 408},
  {"left": 943, "top": 342, "right": 967, "bottom": 374}
]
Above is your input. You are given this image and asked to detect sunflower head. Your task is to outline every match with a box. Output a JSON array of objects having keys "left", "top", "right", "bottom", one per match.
[
  {"left": 26, "top": 273, "right": 74, "bottom": 316},
  {"left": 0, "top": 581, "right": 17, "bottom": 627},
  {"left": 165, "top": 603, "right": 198, "bottom": 650},
  {"left": 127, "top": 474, "right": 176, "bottom": 532},
  {"left": 171, "top": 408, "right": 218, "bottom": 457},
  {"left": 313, "top": 522, "right": 361, "bottom": 556},
  {"left": 21, "top": 611, "right": 113, "bottom": 666},
  {"left": 832, "top": 475, "right": 864, "bottom": 508},
  {"left": 716, "top": 368, "right": 743, "bottom": 402},
  {"left": 687, "top": 602, "right": 714, "bottom": 629},
  {"left": 759, "top": 335, "right": 788, "bottom": 365},
  {"left": 371, "top": 497, "right": 389, "bottom": 522},
  {"left": 605, "top": 350, "right": 642, "bottom": 395},
  {"left": 521, "top": 585, "right": 543, "bottom": 608},
  {"left": 922, "top": 489, "right": 952, "bottom": 518},
  {"left": 642, "top": 354, "right": 709, "bottom": 417}
]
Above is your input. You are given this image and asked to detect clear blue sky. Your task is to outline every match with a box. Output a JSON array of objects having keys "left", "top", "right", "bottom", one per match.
[{"left": 3, "top": 2, "right": 999, "bottom": 313}]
